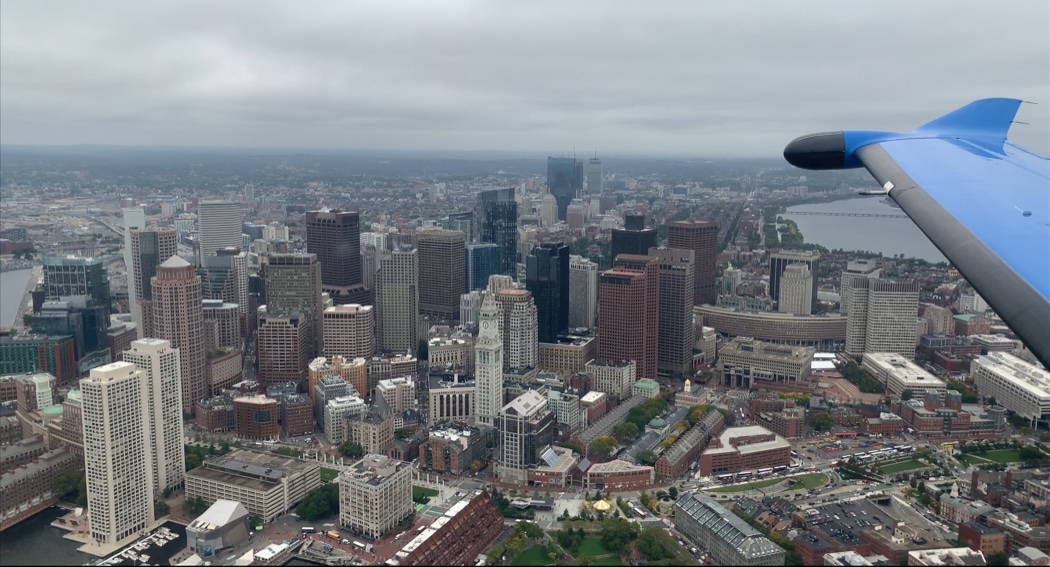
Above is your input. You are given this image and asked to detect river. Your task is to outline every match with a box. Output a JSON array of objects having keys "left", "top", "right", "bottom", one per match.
[
  {"left": 781, "top": 198, "right": 947, "bottom": 263},
  {"left": 0, "top": 268, "right": 33, "bottom": 328}
]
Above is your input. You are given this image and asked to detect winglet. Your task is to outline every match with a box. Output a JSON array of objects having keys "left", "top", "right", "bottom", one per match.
[{"left": 912, "top": 98, "right": 1022, "bottom": 141}]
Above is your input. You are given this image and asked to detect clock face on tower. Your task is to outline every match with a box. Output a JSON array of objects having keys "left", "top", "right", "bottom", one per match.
[{"left": 483, "top": 321, "right": 490, "bottom": 330}]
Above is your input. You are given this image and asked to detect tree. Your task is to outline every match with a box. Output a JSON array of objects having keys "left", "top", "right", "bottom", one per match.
[
  {"left": 668, "top": 486, "right": 679, "bottom": 499},
  {"left": 469, "top": 460, "right": 482, "bottom": 473},
  {"left": 917, "top": 481, "right": 926, "bottom": 494},
  {"left": 338, "top": 441, "right": 365, "bottom": 459},
  {"left": 900, "top": 389, "right": 914, "bottom": 401},
  {"left": 185, "top": 496, "right": 209, "bottom": 516},
  {"left": 599, "top": 518, "right": 640, "bottom": 553},
  {"left": 637, "top": 449, "right": 658, "bottom": 466},
  {"left": 297, "top": 483, "right": 340, "bottom": 521},
  {"left": 612, "top": 421, "right": 639, "bottom": 443},
  {"left": 809, "top": 412, "right": 833, "bottom": 432},
  {"left": 986, "top": 553, "right": 1010, "bottom": 566},
  {"left": 589, "top": 436, "right": 617, "bottom": 460},
  {"left": 155, "top": 501, "right": 170, "bottom": 517}
]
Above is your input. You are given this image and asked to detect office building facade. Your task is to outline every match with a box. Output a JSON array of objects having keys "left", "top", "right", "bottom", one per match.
[
  {"left": 667, "top": 220, "right": 718, "bottom": 306},
  {"left": 495, "top": 289, "right": 538, "bottom": 369},
  {"left": 197, "top": 200, "right": 243, "bottom": 262},
  {"left": 496, "top": 390, "right": 555, "bottom": 485},
  {"left": 151, "top": 256, "right": 206, "bottom": 412},
  {"left": 846, "top": 279, "right": 919, "bottom": 358},
  {"left": 611, "top": 213, "right": 657, "bottom": 261},
  {"left": 129, "top": 227, "right": 178, "bottom": 337},
  {"left": 649, "top": 247, "right": 695, "bottom": 376},
  {"left": 476, "top": 188, "right": 518, "bottom": 277},
  {"left": 264, "top": 253, "right": 324, "bottom": 359},
  {"left": 525, "top": 242, "right": 570, "bottom": 343},
  {"left": 121, "top": 339, "right": 186, "bottom": 494},
  {"left": 568, "top": 255, "right": 598, "bottom": 330},
  {"left": 322, "top": 304, "right": 376, "bottom": 360},
  {"left": 465, "top": 243, "right": 501, "bottom": 293},
  {"left": 306, "top": 209, "right": 369, "bottom": 305},
  {"left": 598, "top": 255, "right": 659, "bottom": 380},
  {"left": 256, "top": 310, "right": 310, "bottom": 388},
  {"left": 546, "top": 157, "right": 582, "bottom": 221},
  {"left": 778, "top": 263, "right": 814, "bottom": 316},
  {"left": 417, "top": 230, "right": 466, "bottom": 321},
  {"left": 376, "top": 247, "right": 419, "bottom": 354},
  {"left": 768, "top": 250, "right": 821, "bottom": 312}
]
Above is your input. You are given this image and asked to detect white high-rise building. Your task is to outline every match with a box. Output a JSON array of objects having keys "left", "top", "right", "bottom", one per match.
[
  {"left": 721, "top": 264, "right": 742, "bottom": 296},
  {"left": 459, "top": 290, "right": 483, "bottom": 326},
  {"left": 121, "top": 339, "right": 186, "bottom": 494},
  {"left": 778, "top": 263, "right": 813, "bottom": 316},
  {"left": 322, "top": 304, "right": 376, "bottom": 360},
  {"left": 81, "top": 362, "right": 155, "bottom": 547},
  {"left": 957, "top": 289, "right": 989, "bottom": 313},
  {"left": 495, "top": 288, "right": 538, "bottom": 369},
  {"left": 846, "top": 279, "right": 919, "bottom": 358},
  {"left": 840, "top": 259, "right": 880, "bottom": 315},
  {"left": 474, "top": 294, "right": 504, "bottom": 428},
  {"left": 197, "top": 200, "right": 243, "bottom": 263},
  {"left": 569, "top": 255, "right": 598, "bottom": 330},
  {"left": 971, "top": 352, "right": 1050, "bottom": 427},
  {"left": 376, "top": 247, "right": 418, "bottom": 354},
  {"left": 539, "top": 194, "right": 558, "bottom": 228},
  {"left": 123, "top": 208, "right": 146, "bottom": 333}
]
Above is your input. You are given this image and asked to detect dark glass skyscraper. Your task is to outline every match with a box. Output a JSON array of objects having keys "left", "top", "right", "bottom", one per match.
[
  {"left": 610, "top": 213, "right": 658, "bottom": 262},
  {"left": 477, "top": 188, "right": 518, "bottom": 277},
  {"left": 306, "top": 209, "right": 369, "bottom": 305},
  {"left": 465, "top": 243, "right": 501, "bottom": 292},
  {"left": 40, "top": 254, "right": 112, "bottom": 373},
  {"left": 447, "top": 211, "right": 474, "bottom": 243},
  {"left": 526, "top": 242, "right": 570, "bottom": 343},
  {"left": 546, "top": 157, "right": 583, "bottom": 221}
]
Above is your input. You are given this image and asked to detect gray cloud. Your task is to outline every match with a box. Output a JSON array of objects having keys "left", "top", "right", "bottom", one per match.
[{"left": 2, "top": 0, "right": 1047, "bottom": 156}]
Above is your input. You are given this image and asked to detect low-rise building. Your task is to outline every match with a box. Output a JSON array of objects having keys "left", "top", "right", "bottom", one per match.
[
  {"left": 186, "top": 500, "right": 251, "bottom": 559},
  {"left": 233, "top": 395, "right": 278, "bottom": 441},
  {"left": 526, "top": 445, "right": 577, "bottom": 488},
  {"left": 971, "top": 352, "right": 1050, "bottom": 427},
  {"left": 633, "top": 378, "right": 660, "bottom": 399},
  {"left": 906, "top": 547, "right": 986, "bottom": 566},
  {"left": 427, "top": 371, "right": 475, "bottom": 426},
  {"left": 959, "top": 521, "right": 1007, "bottom": 557},
  {"left": 698, "top": 425, "right": 791, "bottom": 476},
  {"left": 419, "top": 423, "right": 486, "bottom": 475},
  {"left": 387, "top": 490, "right": 503, "bottom": 566},
  {"left": 860, "top": 412, "right": 905, "bottom": 436},
  {"left": 195, "top": 395, "right": 235, "bottom": 433},
  {"left": 339, "top": 454, "right": 412, "bottom": 540},
  {"left": 185, "top": 449, "right": 321, "bottom": 522},
  {"left": 674, "top": 491, "right": 786, "bottom": 566},
  {"left": 579, "top": 390, "right": 607, "bottom": 430},
  {"left": 718, "top": 337, "right": 814, "bottom": 391},
  {"left": 281, "top": 394, "right": 313, "bottom": 437},
  {"left": 862, "top": 353, "right": 947, "bottom": 398},
  {"left": 584, "top": 459, "right": 655, "bottom": 491},
  {"left": 348, "top": 411, "right": 394, "bottom": 456},
  {"left": 323, "top": 395, "right": 366, "bottom": 444},
  {"left": 376, "top": 376, "right": 416, "bottom": 414},
  {"left": 585, "top": 359, "right": 636, "bottom": 397},
  {"left": 0, "top": 447, "right": 78, "bottom": 528},
  {"left": 656, "top": 410, "right": 725, "bottom": 479},
  {"left": 538, "top": 334, "right": 597, "bottom": 378}
]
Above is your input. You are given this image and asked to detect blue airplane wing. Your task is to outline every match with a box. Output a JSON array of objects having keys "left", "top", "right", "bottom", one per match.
[{"left": 784, "top": 98, "right": 1050, "bottom": 368}]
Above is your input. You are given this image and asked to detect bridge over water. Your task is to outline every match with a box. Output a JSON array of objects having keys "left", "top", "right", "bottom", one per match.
[{"left": 784, "top": 211, "right": 908, "bottom": 218}]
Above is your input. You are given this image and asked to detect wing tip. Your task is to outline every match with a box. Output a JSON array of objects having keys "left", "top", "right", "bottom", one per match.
[{"left": 914, "top": 98, "right": 1023, "bottom": 141}]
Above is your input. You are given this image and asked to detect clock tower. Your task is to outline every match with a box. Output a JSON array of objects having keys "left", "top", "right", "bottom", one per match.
[{"left": 475, "top": 293, "right": 503, "bottom": 428}]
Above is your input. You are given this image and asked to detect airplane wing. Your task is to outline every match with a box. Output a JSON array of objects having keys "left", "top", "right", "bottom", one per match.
[{"left": 784, "top": 98, "right": 1050, "bottom": 368}]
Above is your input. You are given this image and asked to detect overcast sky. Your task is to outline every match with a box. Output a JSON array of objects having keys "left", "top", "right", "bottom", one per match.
[{"left": 2, "top": 1, "right": 1047, "bottom": 157}]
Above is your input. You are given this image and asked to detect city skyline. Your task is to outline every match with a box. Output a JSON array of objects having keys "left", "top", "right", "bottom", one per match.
[{"left": 1, "top": 1, "right": 1047, "bottom": 155}]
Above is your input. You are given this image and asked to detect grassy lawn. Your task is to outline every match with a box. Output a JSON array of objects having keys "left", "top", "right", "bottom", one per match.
[
  {"left": 593, "top": 556, "right": 624, "bottom": 566},
  {"left": 514, "top": 546, "right": 554, "bottom": 566},
  {"left": 979, "top": 449, "right": 1022, "bottom": 463},
  {"left": 578, "top": 537, "right": 612, "bottom": 557},
  {"left": 320, "top": 467, "right": 339, "bottom": 483},
  {"left": 413, "top": 486, "right": 439, "bottom": 499},
  {"left": 959, "top": 454, "right": 993, "bottom": 465},
  {"left": 708, "top": 472, "right": 828, "bottom": 493},
  {"left": 878, "top": 459, "right": 926, "bottom": 474}
]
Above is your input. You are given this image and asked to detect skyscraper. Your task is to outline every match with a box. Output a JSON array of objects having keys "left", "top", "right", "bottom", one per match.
[
  {"left": 546, "top": 157, "right": 582, "bottom": 221},
  {"left": 123, "top": 208, "right": 146, "bottom": 332},
  {"left": 151, "top": 256, "right": 206, "bottom": 412},
  {"left": 322, "top": 304, "right": 376, "bottom": 360},
  {"left": 446, "top": 211, "right": 474, "bottom": 243},
  {"left": 256, "top": 309, "right": 310, "bottom": 387},
  {"left": 476, "top": 188, "right": 518, "bottom": 277},
  {"left": 495, "top": 288, "right": 538, "bottom": 369},
  {"left": 539, "top": 194, "right": 558, "bottom": 228},
  {"left": 465, "top": 243, "right": 501, "bottom": 293},
  {"left": 667, "top": 220, "right": 719, "bottom": 306},
  {"left": 598, "top": 255, "right": 660, "bottom": 380},
  {"left": 264, "top": 253, "right": 324, "bottom": 358},
  {"left": 586, "top": 157, "right": 603, "bottom": 196},
  {"left": 840, "top": 259, "right": 881, "bottom": 315},
  {"left": 568, "top": 255, "right": 598, "bottom": 330},
  {"left": 197, "top": 200, "right": 243, "bottom": 263},
  {"left": 648, "top": 247, "right": 695, "bottom": 377},
  {"left": 205, "top": 247, "right": 249, "bottom": 321},
  {"left": 846, "top": 279, "right": 920, "bottom": 358},
  {"left": 611, "top": 213, "right": 658, "bottom": 261},
  {"left": 474, "top": 294, "right": 503, "bottom": 429},
  {"left": 417, "top": 230, "right": 466, "bottom": 321},
  {"left": 121, "top": 338, "right": 186, "bottom": 494},
  {"left": 81, "top": 362, "right": 155, "bottom": 547},
  {"left": 768, "top": 250, "right": 821, "bottom": 312},
  {"left": 496, "top": 390, "right": 555, "bottom": 485},
  {"left": 42, "top": 254, "right": 112, "bottom": 374},
  {"left": 778, "top": 263, "right": 814, "bottom": 315},
  {"left": 306, "top": 209, "right": 369, "bottom": 305},
  {"left": 376, "top": 246, "right": 419, "bottom": 354},
  {"left": 526, "top": 242, "right": 569, "bottom": 343},
  {"left": 130, "top": 227, "right": 178, "bottom": 337}
]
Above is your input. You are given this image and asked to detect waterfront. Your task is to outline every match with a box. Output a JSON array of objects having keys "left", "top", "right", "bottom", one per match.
[
  {"left": 0, "top": 507, "right": 83, "bottom": 566},
  {"left": 781, "top": 198, "right": 947, "bottom": 263},
  {"left": 0, "top": 268, "right": 33, "bottom": 328}
]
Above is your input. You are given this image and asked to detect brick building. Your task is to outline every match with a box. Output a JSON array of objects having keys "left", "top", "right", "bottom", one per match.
[
  {"left": 698, "top": 425, "right": 791, "bottom": 476},
  {"left": 389, "top": 490, "right": 504, "bottom": 566},
  {"left": 584, "top": 459, "right": 655, "bottom": 491},
  {"left": 234, "top": 395, "right": 279, "bottom": 440},
  {"left": 195, "top": 395, "right": 235, "bottom": 432},
  {"left": 281, "top": 394, "right": 314, "bottom": 437},
  {"left": 959, "top": 521, "right": 1007, "bottom": 556},
  {"left": 656, "top": 410, "right": 724, "bottom": 479}
]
